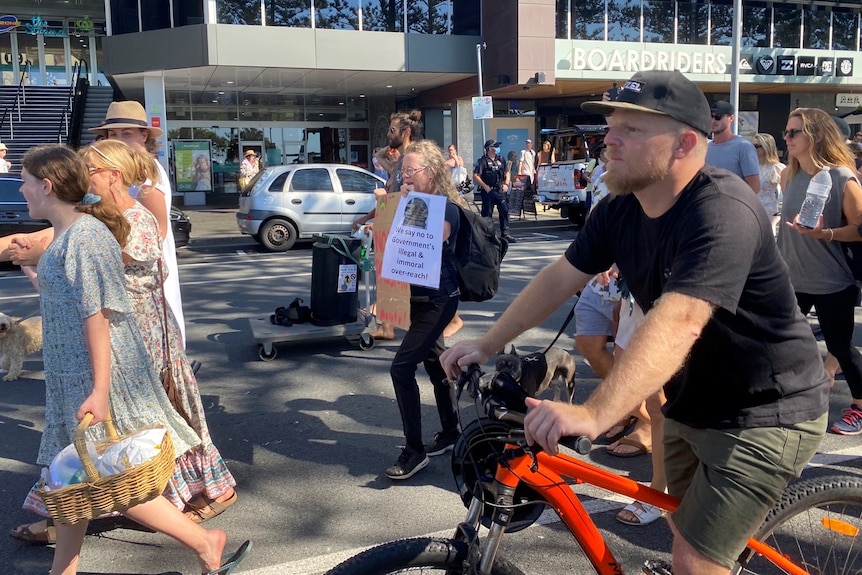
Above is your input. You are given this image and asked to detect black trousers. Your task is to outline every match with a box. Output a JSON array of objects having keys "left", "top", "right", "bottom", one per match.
[
  {"left": 487, "top": 188, "right": 510, "bottom": 234},
  {"left": 479, "top": 189, "right": 490, "bottom": 217},
  {"left": 390, "top": 294, "right": 460, "bottom": 452},
  {"left": 796, "top": 284, "right": 862, "bottom": 399}
]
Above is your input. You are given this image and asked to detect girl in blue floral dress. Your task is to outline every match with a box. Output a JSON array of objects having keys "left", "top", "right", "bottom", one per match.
[{"left": 16, "top": 145, "right": 249, "bottom": 575}]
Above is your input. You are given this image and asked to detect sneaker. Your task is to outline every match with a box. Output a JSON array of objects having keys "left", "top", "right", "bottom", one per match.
[
  {"left": 385, "top": 446, "right": 429, "bottom": 480},
  {"left": 425, "top": 431, "right": 459, "bottom": 456},
  {"left": 830, "top": 404, "right": 862, "bottom": 435},
  {"left": 502, "top": 233, "right": 517, "bottom": 243}
]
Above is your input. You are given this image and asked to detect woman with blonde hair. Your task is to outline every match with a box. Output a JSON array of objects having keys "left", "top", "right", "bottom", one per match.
[
  {"left": 384, "top": 140, "right": 468, "bottom": 480},
  {"left": 14, "top": 144, "right": 249, "bottom": 575},
  {"left": 778, "top": 107, "right": 862, "bottom": 436},
  {"left": 753, "top": 132, "right": 786, "bottom": 236}
]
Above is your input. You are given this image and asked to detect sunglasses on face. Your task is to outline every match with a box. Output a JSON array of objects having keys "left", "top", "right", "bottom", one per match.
[
  {"left": 711, "top": 114, "right": 725, "bottom": 121},
  {"left": 783, "top": 128, "right": 803, "bottom": 139}
]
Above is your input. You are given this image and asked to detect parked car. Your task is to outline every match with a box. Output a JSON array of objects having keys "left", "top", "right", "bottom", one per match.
[
  {"left": 0, "top": 176, "right": 192, "bottom": 248},
  {"left": 236, "top": 164, "right": 386, "bottom": 251},
  {"left": 0, "top": 176, "right": 50, "bottom": 236}
]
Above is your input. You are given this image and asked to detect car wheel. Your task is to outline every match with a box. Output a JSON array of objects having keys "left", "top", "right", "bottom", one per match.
[{"left": 258, "top": 219, "right": 297, "bottom": 252}]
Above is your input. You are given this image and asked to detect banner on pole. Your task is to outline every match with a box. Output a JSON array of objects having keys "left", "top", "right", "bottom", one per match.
[{"left": 472, "top": 96, "right": 493, "bottom": 120}]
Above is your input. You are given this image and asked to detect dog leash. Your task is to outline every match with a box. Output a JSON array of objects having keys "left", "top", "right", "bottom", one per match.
[{"left": 543, "top": 298, "right": 577, "bottom": 355}]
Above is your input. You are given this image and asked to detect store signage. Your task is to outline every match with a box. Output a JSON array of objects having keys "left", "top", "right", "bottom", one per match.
[
  {"left": 797, "top": 57, "right": 815, "bottom": 76},
  {"left": 819, "top": 58, "right": 834, "bottom": 75},
  {"left": 563, "top": 47, "right": 727, "bottom": 75},
  {"left": 837, "top": 57, "right": 854, "bottom": 77},
  {"left": 24, "top": 16, "right": 67, "bottom": 38},
  {"left": 836, "top": 93, "right": 862, "bottom": 107},
  {"left": 472, "top": 96, "right": 493, "bottom": 120},
  {"left": 0, "top": 15, "right": 20, "bottom": 34},
  {"left": 739, "top": 54, "right": 847, "bottom": 78}
]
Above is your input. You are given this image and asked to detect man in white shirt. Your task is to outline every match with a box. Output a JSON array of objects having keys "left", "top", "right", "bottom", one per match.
[
  {"left": 517, "top": 138, "right": 536, "bottom": 187},
  {"left": 0, "top": 142, "right": 10, "bottom": 173}
]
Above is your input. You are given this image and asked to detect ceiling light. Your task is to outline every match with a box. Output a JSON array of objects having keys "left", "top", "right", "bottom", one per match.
[
  {"left": 227, "top": 81, "right": 235, "bottom": 85},
  {"left": 386, "top": 85, "right": 393, "bottom": 88},
  {"left": 359, "top": 94, "right": 366, "bottom": 98},
  {"left": 338, "top": 102, "right": 344, "bottom": 105}
]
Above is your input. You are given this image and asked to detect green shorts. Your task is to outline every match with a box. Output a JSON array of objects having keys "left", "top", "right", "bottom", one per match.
[{"left": 663, "top": 414, "right": 826, "bottom": 568}]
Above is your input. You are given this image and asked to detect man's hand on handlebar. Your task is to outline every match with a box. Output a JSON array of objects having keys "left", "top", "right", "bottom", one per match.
[
  {"left": 440, "top": 340, "right": 494, "bottom": 381},
  {"left": 523, "top": 397, "right": 599, "bottom": 456}
]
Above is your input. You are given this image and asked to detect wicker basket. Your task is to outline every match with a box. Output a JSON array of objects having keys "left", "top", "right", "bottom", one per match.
[{"left": 38, "top": 413, "right": 175, "bottom": 525}]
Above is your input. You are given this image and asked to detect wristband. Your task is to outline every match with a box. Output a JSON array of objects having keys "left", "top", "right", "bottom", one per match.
[{"left": 827, "top": 228, "right": 834, "bottom": 241}]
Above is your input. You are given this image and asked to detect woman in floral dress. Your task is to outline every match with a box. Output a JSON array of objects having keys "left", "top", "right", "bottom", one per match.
[
  {"left": 15, "top": 144, "right": 250, "bottom": 575},
  {"left": 80, "top": 140, "right": 237, "bottom": 519}
]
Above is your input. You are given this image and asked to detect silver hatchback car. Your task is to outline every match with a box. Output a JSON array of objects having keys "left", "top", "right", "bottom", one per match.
[{"left": 236, "top": 164, "right": 385, "bottom": 251}]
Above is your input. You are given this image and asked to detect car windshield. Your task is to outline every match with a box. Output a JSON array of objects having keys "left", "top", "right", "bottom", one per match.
[{"left": 0, "top": 180, "right": 26, "bottom": 204}]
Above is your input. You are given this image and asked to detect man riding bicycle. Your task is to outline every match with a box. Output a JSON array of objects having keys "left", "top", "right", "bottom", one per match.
[{"left": 441, "top": 70, "right": 829, "bottom": 575}]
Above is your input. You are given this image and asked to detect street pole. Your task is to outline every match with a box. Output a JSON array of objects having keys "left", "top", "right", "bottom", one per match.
[
  {"left": 477, "top": 42, "right": 486, "bottom": 143},
  {"left": 730, "top": 0, "right": 742, "bottom": 134}
]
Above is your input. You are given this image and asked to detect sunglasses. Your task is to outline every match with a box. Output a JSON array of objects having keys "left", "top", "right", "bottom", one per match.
[
  {"left": 711, "top": 113, "right": 725, "bottom": 121},
  {"left": 783, "top": 128, "right": 803, "bottom": 139},
  {"left": 753, "top": 144, "right": 762, "bottom": 149}
]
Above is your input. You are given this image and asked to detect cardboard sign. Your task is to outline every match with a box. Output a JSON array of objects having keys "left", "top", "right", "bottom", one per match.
[
  {"left": 373, "top": 192, "right": 411, "bottom": 330},
  {"left": 381, "top": 192, "right": 446, "bottom": 289}
]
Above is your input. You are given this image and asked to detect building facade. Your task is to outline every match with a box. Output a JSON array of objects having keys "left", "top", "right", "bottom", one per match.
[{"left": 1, "top": 0, "right": 861, "bottom": 205}]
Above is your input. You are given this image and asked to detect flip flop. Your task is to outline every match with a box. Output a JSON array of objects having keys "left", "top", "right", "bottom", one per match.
[
  {"left": 185, "top": 491, "right": 239, "bottom": 524},
  {"left": 204, "top": 539, "right": 252, "bottom": 575},
  {"left": 606, "top": 437, "right": 651, "bottom": 458},
  {"left": 601, "top": 415, "right": 638, "bottom": 444},
  {"left": 9, "top": 518, "right": 56, "bottom": 545},
  {"left": 616, "top": 501, "right": 663, "bottom": 526}
]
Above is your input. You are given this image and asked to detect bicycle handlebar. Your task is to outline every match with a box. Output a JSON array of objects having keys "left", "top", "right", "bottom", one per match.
[{"left": 455, "top": 364, "right": 592, "bottom": 456}]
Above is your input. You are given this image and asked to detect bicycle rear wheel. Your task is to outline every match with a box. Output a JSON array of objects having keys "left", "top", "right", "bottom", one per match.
[
  {"left": 325, "top": 537, "right": 526, "bottom": 575},
  {"left": 733, "top": 474, "right": 862, "bottom": 575}
]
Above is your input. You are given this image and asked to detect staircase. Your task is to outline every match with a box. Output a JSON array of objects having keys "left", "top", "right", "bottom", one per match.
[
  {"left": 0, "top": 84, "right": 115, "bottom": 175},
  {"left": 0, "top": 86, "right": 73, "bottom": 173}
]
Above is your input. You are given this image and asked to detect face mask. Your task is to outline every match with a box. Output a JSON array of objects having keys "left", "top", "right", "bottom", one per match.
[{"left": 494, "top": 147, "right": 501, "bottom": 154}]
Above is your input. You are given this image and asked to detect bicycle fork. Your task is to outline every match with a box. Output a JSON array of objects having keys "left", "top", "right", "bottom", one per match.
[{"left": 452, "top": 482, "right": 516, "bottom": 575}]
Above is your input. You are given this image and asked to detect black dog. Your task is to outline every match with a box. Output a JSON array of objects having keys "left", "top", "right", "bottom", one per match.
[{"left": 494, "top": 345, "right": 576, "bottom": 403}]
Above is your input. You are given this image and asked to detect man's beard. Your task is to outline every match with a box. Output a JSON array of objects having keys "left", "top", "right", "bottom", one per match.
[
  {"left": 388, "top": 133, "right": 404, "bottom": 149},
  {"left": 604, "top": 156, "right": 671, "bottom": 196}
]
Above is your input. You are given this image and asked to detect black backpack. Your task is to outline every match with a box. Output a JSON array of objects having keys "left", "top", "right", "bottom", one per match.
[{"left": 450, "top": 204, "right": 508, "bottom": 302}]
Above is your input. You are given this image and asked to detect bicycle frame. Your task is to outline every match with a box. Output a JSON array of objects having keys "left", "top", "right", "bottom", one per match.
[{"left": 476, "top": 442, "right": 807, "bottom": 575}]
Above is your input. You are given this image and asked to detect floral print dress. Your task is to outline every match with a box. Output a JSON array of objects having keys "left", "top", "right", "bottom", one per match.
[
  {"left": 122, "top": 203, "right": 236, "bottom": 509},
  {"left": 24, "top": 215, "right": 200, "bottom": 515}
]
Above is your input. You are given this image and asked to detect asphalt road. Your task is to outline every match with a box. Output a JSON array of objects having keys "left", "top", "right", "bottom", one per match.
[{"left": 0, "top": 227, "right": 860, "bottom": 575}]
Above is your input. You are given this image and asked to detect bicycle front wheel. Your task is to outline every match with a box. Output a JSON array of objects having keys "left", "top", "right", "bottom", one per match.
[
  {"left": 733, "top": 474, "right": 862, "bottom": 575},
  {"left": 325, "top": 537, "right": 526, "bottom": 575}
]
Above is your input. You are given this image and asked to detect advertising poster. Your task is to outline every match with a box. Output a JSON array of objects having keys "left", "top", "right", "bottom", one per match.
[
  {"left": 373, "top": 192, "right": 411, "bottom": 330},
  {"left": 381, "top": 192, "right": 446, "bottom": 289},
  {"left": 173, "top": 140, "right": 213, "bottom": 192}
]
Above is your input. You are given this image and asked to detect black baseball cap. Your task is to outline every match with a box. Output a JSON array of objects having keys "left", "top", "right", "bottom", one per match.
[
  {"left": 484, "top": 139, "right": 501, "bottom": 149},
  {"left": 710, "top": 100, "right": 735, "bottom": 116},
  {"left": 581, "top": 70, "right": 711, "bottom": 136}
]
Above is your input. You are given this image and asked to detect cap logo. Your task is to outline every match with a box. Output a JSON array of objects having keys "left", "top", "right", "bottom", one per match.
[{"left": 623, "top": 80, "right": 644, "bottom": 93}]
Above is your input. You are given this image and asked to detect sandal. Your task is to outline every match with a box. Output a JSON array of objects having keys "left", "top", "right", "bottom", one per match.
[
  {"left": 601, "top": 416, "right": 638, "bottom": 444},
  {"left": 616, "top": 501, "right": 663, "bottom": 526},
  {"left": 185, "top": 491, "right": 239, "bottom": 524},
  {"left": 204, "top": 539, "right": 253, "bottom": 575},
  {"left": 10, "top": 518, "right": 56, "bottom": 545},
  {"left": 606, "top": 437, "right": 651, "bottom": 458}
]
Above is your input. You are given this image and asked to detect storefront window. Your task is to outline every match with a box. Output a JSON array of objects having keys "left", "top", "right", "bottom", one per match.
[
  {"left": 346, "top": 96, "right": 368, "bottom": 122},
  {"left": 175, "top": 1, "right": 205, "bottom": 27},
  {"left": 709, "top": 0, "right": 732, "bottom": 46},
  {"left": 571, "top": 0, "right": 605, "bottom": 41},
  {"left": 142, "top": 2, "right": 171, "bottom": 31},
  {"left": 218, "top": 0, "right": 263, "bottom": 25},
  {"left": 773, "top": 3, "right": 801, "bottom": 49},
  {"left": 407, "top": 0, "right": 452, "bottom": 34},
  {"left": 802, "top": 5, "right": 830, "bottom": 50},
  {"left": 607, "top": 0, "right": 641, "bottom": 42},
  {"left": 557, "top": 0, "right": 569, "bottom": 39},
  {"left": 677, "top": 0, "right": 708, "bottom": 45},
  {"left": 831, "top": 8, "right": 859, "bottom": 51},
  {"left": 110, "top": 0, "right": 140, "bottom": 34},
  {"left": 643, "top": 1, "right": 674, "bottom": 43},
  {"left": 741, "top": 1, "right": 769, "bottom": 48}
]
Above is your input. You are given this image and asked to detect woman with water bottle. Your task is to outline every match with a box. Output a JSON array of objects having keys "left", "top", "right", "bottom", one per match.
[{"left": 777, "top": 107, "right": 862, "bottom": 436}]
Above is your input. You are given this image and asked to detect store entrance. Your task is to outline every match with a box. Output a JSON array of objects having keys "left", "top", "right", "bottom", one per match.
[{"left": 305, "top": 128, "right": 345, "bottom": 163}]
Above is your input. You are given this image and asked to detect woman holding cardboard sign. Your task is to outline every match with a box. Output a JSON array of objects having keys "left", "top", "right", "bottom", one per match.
[{"left": 384, "top": 141, "right": 470, "bottom": 481}]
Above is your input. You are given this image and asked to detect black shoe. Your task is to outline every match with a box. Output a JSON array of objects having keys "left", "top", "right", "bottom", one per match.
[
  {"left": 502, "top": 233, "right": 517, "bottom": 243},
  {"left": 385, "top": 446, "right": 429, "bottom": 480},
  {"left": 424, "top": 430, "right": 459, "bottom": 456}
]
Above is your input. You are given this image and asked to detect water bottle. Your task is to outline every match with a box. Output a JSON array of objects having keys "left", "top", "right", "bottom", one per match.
[{"left": 797, "top": 167, "right": 832, "bottom": 229}]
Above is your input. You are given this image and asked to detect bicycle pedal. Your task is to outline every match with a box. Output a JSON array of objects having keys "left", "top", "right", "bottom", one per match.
[{"left": 642, "top": 559, "right": 673, "bottom": 575}]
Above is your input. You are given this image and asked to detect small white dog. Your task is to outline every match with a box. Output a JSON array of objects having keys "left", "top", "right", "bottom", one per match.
[{"left": 0, "top": 313, "right": 43, "bottom": 381}]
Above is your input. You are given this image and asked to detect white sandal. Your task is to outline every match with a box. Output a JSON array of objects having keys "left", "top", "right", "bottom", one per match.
[{"left": 616, "top": 500, "right": 663, "bottom": 526}]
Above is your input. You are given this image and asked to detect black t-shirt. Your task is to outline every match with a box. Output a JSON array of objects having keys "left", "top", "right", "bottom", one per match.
[{"left": 566, "top": 166, "right": 828, "bottom": 429}]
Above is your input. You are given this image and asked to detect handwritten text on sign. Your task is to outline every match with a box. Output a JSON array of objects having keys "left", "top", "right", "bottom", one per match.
[{"left": 381, "top": 192, "right": 446, "bottom": 289}]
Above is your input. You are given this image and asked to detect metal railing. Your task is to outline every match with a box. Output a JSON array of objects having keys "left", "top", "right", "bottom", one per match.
[
  {"left": 0, "top": 63, "right": 31, "bottom": 140},
  {"left": 57, "top": 61, "right": 88, "bottom": 144}
]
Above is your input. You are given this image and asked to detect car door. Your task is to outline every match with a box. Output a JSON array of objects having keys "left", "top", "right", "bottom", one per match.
[
  {"left": 287, "top": 167, "right": 342, "bottom": 235},
  {"left": 335, "top": 167, "right": 385, "bottom": 231}
]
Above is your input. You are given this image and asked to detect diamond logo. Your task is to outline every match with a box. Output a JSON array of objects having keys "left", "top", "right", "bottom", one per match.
[{"left": 756, "top": 56, "right": 775, "bottom": 74}]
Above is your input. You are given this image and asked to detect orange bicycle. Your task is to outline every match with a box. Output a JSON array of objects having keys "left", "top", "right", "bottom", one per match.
[{"left": 327, "top": 364, "right": 862, "bottom": 575}]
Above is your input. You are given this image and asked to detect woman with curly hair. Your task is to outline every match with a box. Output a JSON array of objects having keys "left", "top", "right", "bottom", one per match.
[
  {"left": 778, "top": 107, "right": 862, "bottom": 435},
  {"left": 384, "top": 140, "right": 470, "bottom": 480}
]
